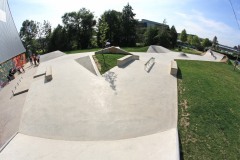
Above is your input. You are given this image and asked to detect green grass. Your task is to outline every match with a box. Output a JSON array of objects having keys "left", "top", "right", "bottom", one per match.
[
  {"left": 65, "top": 46, "right": 148, "bottom": 54},
  {"left": 94, "top": 54, "right": 125, "bottom": 74},
  {"left": 177, "top": 60, "right": 240, "bottom": 160},
  {"left": 173, "top": 48, "right": 203, "bottom": 55},
  {"left": 121, "top": 46, "right": 148, "bottom": 52}
]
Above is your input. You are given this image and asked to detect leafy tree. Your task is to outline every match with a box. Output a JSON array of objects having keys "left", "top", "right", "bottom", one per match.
[
  {"left": 212, "top": 36, "right": 218, "bottom": 50},
  {"left": 170, "top": 25, "right": 178, "bottom": 48},
  {"left": 98, "top": 17, "right": 109, "bottom": 48},
  {"left": 20, "top": 20, "right": 38, "bottom": 54},
  {"left": 121, "top": 3, "right": 137, "bottom": 46},
  {"left": 157, "top": 26, "right": 171, "bottom": 48},
  {"left": 180, "top": 29, "right": 187, "bottom": 42},
  {"left": 62, "top": 8, "right": 96, "bottom": 49},
  {"left": 144, "top": 27, "right": 159, "bottom": 45},
  {"left": 202, "top": 38, "right": 212, "bottom": 48},
  {"left": 97, "top": 17, "right": 109, "bottom": 66},
  {"left": 187, "top": 35, "right": 193, "bottom": 45},
  {"left": 48, "top": 25, "right": 68, "bottom": 51},
  {"left": 192, "top": 35, "right": 201, "bottom": 48},
  {"left": 36, "top": 20, "right": 51, "bottom": 53},
  {"left": 102, "top": 10, "right": 122, "bottom": 46}
]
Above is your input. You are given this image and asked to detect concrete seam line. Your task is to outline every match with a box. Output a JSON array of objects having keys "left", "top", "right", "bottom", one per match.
[{"left": 0, "top": 132, "right": 19, "bottom": 153}]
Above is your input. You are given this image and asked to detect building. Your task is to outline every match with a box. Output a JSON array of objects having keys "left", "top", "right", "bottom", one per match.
[
  {"left": 0, "top": 0, "right": 26, "bottom": 87},
  {"left": 138, "top": 19, "right": 168, "bottom": 28}
]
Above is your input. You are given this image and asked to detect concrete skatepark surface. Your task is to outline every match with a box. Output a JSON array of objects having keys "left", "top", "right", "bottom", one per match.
[{"left": 0, "top": 46, "right": 225, "bottom": 159}]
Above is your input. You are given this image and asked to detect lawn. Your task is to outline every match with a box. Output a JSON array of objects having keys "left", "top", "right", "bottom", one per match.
[
  {"left": 94, "top": 53, "right": 125, "bottom": 74},
  {"left": 65, "top": 46, "right": 148, "bottom": 54},
  {"left": 121, "top": 46, "right": 148, "bottom": 52},
  {"left": 173, "top": 48, "right": 203, "bottom": 55},
  {"left": 177, "top": 60, "right": 240, "bottom": 160}
]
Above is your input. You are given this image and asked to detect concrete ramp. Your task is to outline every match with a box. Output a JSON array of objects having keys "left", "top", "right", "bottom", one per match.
[
  {"left": 147, "top": 45, "right": 171, "bottom": 53},
  {"left": 0, "top": 129, "right": 179, "bottom": 160},
  {"left": 203, "top": 50, "right": 225, "bottom": 61},
  {"left": 40, "top": 50, "right": 66, "bottom": 63},
  {"left": 75, "top": 56, "right": 100, "bottom": 76},
  {"left": 95, "top": 46, "right": 131, "bottom": 55}
]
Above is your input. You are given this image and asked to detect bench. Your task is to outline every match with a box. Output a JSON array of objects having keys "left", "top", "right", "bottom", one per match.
[
  {"left": 117, "top": 55, "right": 139, "bottom": 67},
  {"left": 170, "top": 60, "right": 178, "bottom": 76},
  {"left": 45, "top": 66, "right": 52, "bottom": 82}
]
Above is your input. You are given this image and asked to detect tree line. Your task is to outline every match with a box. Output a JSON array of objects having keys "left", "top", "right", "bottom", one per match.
[
  {"left": 20, "top": 4, "right": 140, "bottom": 54},
  {"left": 19, "top": 3, "right": 221, "bottom": 55}
]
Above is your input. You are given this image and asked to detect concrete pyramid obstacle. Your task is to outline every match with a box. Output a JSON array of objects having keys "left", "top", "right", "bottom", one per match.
[
  {"left": 40, "top": 50, "right": 66, "bottom": 63},
  {"left": 147, "top": 45, "right": 171, "bottom": 53},
  {"left": 75, "top": 56, "right": 100, "bottom": 76},
  {"left": 95, "top": 46, "right": 131, "bottom": 55}
]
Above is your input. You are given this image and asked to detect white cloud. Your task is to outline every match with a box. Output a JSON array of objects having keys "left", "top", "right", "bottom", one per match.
[{"left": 175, "top": 11, "right": 240, "bottom": 46}]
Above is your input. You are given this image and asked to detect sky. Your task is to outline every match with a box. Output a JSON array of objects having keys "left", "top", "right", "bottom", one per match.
[{"left": 8, "top": 0, "right": 240, "bottom": 47}]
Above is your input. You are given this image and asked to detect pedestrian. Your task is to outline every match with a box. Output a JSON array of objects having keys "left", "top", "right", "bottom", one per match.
[
  {"left": 21, "top": 65, "right": 25, "bottom": 73},
  {"left": 33, "top": 54, "right": 37, "bottom": 66},
  {"left": 29, "top": 56, "right": 33, "bottom": 65},
  {"left": 37, "top": 54, "right": 40, "bottom": 64}
]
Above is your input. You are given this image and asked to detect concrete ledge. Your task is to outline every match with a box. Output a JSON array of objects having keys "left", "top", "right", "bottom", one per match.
[
  {"left": 45, "top": 66, "right": 52, "bottom": 82},
  {"left": 117, "top": 55, "right": 137, "bottom": 67},
  {"left": 170, "top": 60, "right": 178, "bottom": 76}
]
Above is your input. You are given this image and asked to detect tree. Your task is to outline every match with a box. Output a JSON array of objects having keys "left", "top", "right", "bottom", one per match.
[
  {"left": 212, "top": 36, "right": 218, "bottom": 50},
  {"left": 180, "top": 29, "right": 187, "bottom": 43},
  {"left": 20, "top": 20, "right": 38, "bottom": 54},
  {"left": 97, "top": 10, "right": 122, "bottom": 47},
  {"left": 170, "top": 26, "right": 178, "bottom": 48},
  {"left": 202, "top": 38, "right": 212, "bottom": 48},
  {"left": 121, "top": 3, "right": 137, "bottom": 46},
  {"left": 48, "top": 25, "right": 68, "bottom": 51},
  {"left": 192, "top": 35, "right": 201, "bottom": 48},
  {"left": 104, "top": 10, "right": 122, "bottom": 46},
  {"left": 187, "top": 35, "right": 193, "bottom": 45},
  {"left": 98, "top": 17, "right": 109, "bottom": 48},
  {"left": 157, "top": 26, "right": 171, "bottom": 48},
  {"left": 36, "top": 20, "right": 51, "bottom": 53},
  {"left": 144, "top": 27, "right": 159, "bottom": 45},
  {"left": 97, "top": 17, "right": 109, "bottom": 66},
  {"left": 62, "top": 8, "right": 96, "bottom": 49}
]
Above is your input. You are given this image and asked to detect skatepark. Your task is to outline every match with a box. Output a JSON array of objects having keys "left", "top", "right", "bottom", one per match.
[{"left": 0, "top": 46, "right": 225, "bottom": 159}]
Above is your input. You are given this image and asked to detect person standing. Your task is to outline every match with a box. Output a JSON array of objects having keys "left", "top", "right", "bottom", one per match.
[
  {"left": 37, "top": 54, "right": 40, "bottom": 65},
  {"left": 29, "top": 56, "right": 33, "bottom": 65},
  {"left": 33, "top": 54, "right": 37, "bottom": 66}
]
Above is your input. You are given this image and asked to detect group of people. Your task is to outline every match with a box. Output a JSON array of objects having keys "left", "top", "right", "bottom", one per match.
[
  {"left": 29, "top": 54, "right": 40, "bottom": 66},
  {"left": 6, "top": 66, "right": 25, "bottom": 82}
]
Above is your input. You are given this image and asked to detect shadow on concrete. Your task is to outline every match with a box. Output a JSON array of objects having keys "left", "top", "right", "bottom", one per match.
[
  {"left": 44, "top": 78, "right": 52, "bottom": 84},
  {"left": 146, "top": 63, "right": 155, "bottom": 73},
  {"left": 103, "top": 71, "right": 117, "bottom": 91},
  {"left": 118, "top": 60, "right": 134, "bottom": 69}
]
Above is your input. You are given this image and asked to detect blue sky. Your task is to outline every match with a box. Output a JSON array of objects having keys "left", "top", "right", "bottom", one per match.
[{"left": 8, "top": 0, "right": 240, "bottom": 47}]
